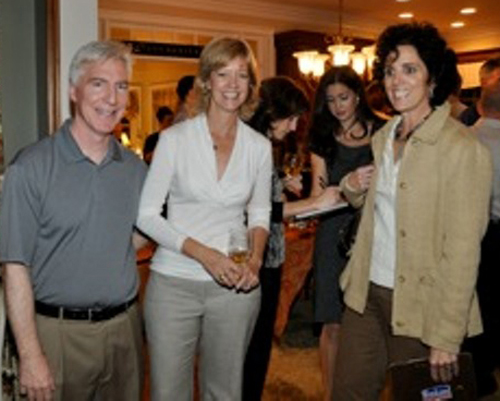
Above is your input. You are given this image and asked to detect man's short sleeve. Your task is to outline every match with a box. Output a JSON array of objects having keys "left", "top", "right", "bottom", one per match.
[{"left": 0, "top": 161, "right": 41, "bottom": 267}]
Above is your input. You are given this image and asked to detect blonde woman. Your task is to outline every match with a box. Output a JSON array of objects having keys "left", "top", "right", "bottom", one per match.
[{"left": 137, "top": 37, "right": 271, "bottom": 400}]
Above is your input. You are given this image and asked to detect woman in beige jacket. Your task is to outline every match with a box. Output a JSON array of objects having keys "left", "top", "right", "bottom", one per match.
[{"left": 332, "top": 22, "right": 492, "bottom": 400}]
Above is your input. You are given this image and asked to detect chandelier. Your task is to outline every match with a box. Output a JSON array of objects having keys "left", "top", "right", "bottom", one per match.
[
  {"left": 327, "top": 0, "right": 354, "bottom": 66},
  {"left": 293, "top": 0, "right": 376, "bottom": 77}
]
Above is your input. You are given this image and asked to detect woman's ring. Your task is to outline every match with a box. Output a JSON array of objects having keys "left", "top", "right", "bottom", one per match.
[{"left": 219, "top": 273, "right": 226, "bottom": 281}]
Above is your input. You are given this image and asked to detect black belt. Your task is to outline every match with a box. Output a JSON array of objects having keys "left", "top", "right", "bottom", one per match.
[{"left": 35, "top": 295, "right": 138, "bottom": 322}]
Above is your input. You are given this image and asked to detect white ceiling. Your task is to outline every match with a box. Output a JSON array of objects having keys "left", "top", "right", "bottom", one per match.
[
  {"left": 262, "top": 0, "right": 500, "bottom": 52},
  {"left": 100, "top": 0, "right": 500, "bottom": 52}
]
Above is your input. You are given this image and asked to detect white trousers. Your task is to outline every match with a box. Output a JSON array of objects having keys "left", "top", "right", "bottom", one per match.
[{"left": 145, "top": 272, "right": 261, "bottom": 401}]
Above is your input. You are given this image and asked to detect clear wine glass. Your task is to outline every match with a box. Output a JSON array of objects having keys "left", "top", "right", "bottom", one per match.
[{"left": 228, "top": 227, "right": 249, "bottom": 266}]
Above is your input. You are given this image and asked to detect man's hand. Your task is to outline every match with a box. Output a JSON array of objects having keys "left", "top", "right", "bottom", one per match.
[{"left": 19, "top": 352, "right": 55, "bottom": 401}]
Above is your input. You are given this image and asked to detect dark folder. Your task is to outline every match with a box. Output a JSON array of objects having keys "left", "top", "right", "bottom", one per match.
[{"left": 389, "top": 353, "right": 477, "bottom": 400}]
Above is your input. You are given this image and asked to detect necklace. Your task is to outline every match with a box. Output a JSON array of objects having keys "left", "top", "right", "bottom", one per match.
[
  {"left": 395, "top": 109, "right": 433, "bottom": 141},
  {"left": 341, "top": 119, "right": 366, "bottom": 140},
  {"left": 210, "top": 120, "right": 237, "bottom": 152}
]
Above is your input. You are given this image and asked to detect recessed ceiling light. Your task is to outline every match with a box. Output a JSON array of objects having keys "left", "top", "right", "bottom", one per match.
[
  {"left": 460, "top": 7, "right": 477, "bottom": 15},
  {"left": 451, "top": 21, "right": 465, "bottom": 28},
  {"left": 398, "top": 12, "right": 414, "bottom": 19},
  {"left": 396, "top": 0, "right": 410, "bottom": 2}
]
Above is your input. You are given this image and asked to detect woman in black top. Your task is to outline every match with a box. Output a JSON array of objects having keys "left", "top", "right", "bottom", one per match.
[
  {"left": 309, "top": 66, "right": 384, "bottom": 400},
  {"left": 243, "top": 76, "right": 339, "bottom": 401}
]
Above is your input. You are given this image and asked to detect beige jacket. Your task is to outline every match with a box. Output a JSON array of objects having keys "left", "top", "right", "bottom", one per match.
[{"left": 340, "top": 103, "right": 492, "bottom": 353}]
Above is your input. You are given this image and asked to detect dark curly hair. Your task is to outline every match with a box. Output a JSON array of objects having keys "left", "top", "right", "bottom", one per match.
[
  {"left": 309, "top": 66, "right": 382, "bottom": 158},
  {"left": 248, "top": 76, "right": 309, "bottom": 135},
  {"left": 373, "top": 21, "right": 460, "bottom": 107}
]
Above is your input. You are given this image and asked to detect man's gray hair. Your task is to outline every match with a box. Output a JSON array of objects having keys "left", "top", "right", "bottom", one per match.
[{"left": 69, "top": 40, "right": 132, "bottom": 85}]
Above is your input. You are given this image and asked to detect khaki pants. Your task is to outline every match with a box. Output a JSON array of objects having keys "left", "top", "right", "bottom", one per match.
[
  {"left": 145, "top": 272, "right": 260, "bottom": 401},
  {"left": 332, "top": 283, "right": 428, "bottom": 401},
  {"left": 36, "top": 303, "right": 143, "bottom": 401}
]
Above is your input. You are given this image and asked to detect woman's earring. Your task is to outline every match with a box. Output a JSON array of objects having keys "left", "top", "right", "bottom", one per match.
[{"left": 429, "top": 85, "right": 435, "bottom": 99}]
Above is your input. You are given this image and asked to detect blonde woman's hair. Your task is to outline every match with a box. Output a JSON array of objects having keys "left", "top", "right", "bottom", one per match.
[{"left": 193, "top": 37, "right": 259, "bottom": 119}]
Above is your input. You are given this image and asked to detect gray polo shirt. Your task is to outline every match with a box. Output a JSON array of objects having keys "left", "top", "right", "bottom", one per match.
[{"left": 0, "top": 120, "right": 147, "bottom": 308}]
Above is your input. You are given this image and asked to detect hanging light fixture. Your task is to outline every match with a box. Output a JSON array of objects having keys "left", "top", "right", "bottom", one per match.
[
  {"left": 350, "top": 51, "right": 367, "bottom": 75},
  {"left": 327, "top": 0, "right": 355, "bottom": 66},
  {"left": 293, "top": 51, "right": 330, "bottom": 77},
  {"left": 362, "top": 45, "right": 376, "bottom": 69},
  {"left": 293, "top": 51, "right": 319, "bottom": 75}
]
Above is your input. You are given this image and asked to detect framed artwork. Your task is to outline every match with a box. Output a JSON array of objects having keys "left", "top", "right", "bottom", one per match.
[
  {"left": 125, "top": 85, "right": 142, "bottom": 150},
  {"left": 150, "top": 83, "right": 177, "bottom": 131}
]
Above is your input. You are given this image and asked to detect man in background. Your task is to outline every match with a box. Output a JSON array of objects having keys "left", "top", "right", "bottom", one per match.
[
  {"left": 466, "top": 81, "right": 500, "bottom": 397},
  {"left": 460, "top": 57, "right": 500, "bottom": 126},
  {"left": 173, "top": 74, "right": 196, "bottom": 124},
  {"left": 0, "top": 40, "right": 147, "bottom": 401},
  {"left": 143, "top": 105, "right": 173, "bottom": 164}
]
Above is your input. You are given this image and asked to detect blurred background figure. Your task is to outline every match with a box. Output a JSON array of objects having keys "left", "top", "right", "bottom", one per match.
[
  {"left": 365, "top": 79, "right": 393, "bottom": 120},
  {"left": 243, "top": 76, "right": 340, "bottom": 401},
  {"left": 460, "top": 57, "right": 500, "bottom": 126},
  {"left": 308, "top": 65, "right": 383, "bottom": 401},
  {"left": 333, "top": 22, "right": 492, "bottom": 400},
  {"left": 448, "top": 74, "right": 468, "bottom": 120},
  {"left": 112, "top": 116, "right": 131, "bottom": 146},
  {"left": 466, "top": 81, "right": 500, "bottom": 397},
  {"left": 143, "top": 105, "right": 174, "bottom": 164},
  {"left": 173, "top": 74, "right": 196, "bottom": 124}
]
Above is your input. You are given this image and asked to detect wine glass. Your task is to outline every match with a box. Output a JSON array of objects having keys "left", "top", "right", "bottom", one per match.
[
  {"left": 228, "top": 227, "right": 249, "bottom": 266},
  {"left": 282, "top": 153, "right": 303, "bottom": 177}
]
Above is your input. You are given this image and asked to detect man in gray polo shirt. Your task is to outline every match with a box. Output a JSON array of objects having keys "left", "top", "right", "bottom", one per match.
[{"left": 0, "top": 41, "right": 147, "bottom": 401}]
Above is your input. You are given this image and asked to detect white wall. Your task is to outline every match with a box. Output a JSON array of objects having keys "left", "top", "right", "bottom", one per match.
[{"left": 59, "top": 0, "right": 98, "bottom": 120}]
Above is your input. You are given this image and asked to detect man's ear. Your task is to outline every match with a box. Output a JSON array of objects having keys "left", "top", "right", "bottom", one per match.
[{"left": 69, "top": 84, "right": 77, "bottom": 103}]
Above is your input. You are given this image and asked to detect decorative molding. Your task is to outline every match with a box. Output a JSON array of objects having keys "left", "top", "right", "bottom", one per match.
[
  {"left": 123, "top": 40, "right": 203, "bottom": 59},
  {"left": 100, "top": 9, "right": 276, "bottom": 78},
  {"left": 99, "top": 2, "right": 380, "bottom": 39},
  {"left": 100, "top": 10, "right": 275, "bottom": 37}
]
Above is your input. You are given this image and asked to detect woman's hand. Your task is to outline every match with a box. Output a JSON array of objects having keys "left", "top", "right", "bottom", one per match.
[
  {"left": 201, "top": 247, "right": 243, "bottom": 288},
  {"left": 346, "top": 164, "right": 375, "bottom": 192},
  {"left": 313, "top": 186, "right": 342, "bottom": 209},
  {"left": 235, "top": 255, "right": 261, "bottom": 292},
  {"left": 429, "top": 348, "right": 459, "bottom": 382},
  {"left": 283, "top": 174, "right": 303, "bottom": 197}
]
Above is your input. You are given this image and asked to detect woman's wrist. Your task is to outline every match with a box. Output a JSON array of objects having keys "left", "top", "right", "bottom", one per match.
[{"left": 248, "top": 253, "right": 263, "bottom": 273}]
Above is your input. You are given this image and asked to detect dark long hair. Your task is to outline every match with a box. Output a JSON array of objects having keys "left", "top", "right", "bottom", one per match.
[
  {"left": 248, "top": 76, "right": 309, "bottom": 135},
  {"left": 309, "top": 66, "right": 381, "bottom": 158},
  {"left": 373, "top": 21, "right": 460, "bottom": 107}
]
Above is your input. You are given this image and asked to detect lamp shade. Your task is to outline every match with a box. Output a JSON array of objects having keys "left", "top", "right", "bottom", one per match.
[
  {"left": 351, "top": 52, "right": 366, "bottom": 75},
  {"left": 361, "top": 45, "right": 376, "bottom": 69},
  {"left": 328, "top": 43, "right": 355, "bottom": 66},
  {"left": 312, "top": 54, "right": 330, "bottom": 77},
  {"left": 293, "top": 50, "right": 319, "bottom": 75}
]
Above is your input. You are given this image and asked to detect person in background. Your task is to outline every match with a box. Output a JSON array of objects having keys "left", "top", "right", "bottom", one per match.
[
  {"left": 0, "top": 40, "right": 147, "bottom": 401},
  {"left": 137, "top": 37, "right": 272, "bottom": 401},
  {"left": 460, "top": 56, "right": 500, "bottom": 126},
  {"left": 112, "top": 116, "right": 130, "bottom": 144},
  {"left": 143, "top": 105, "right": 174, "bottom": 164},
  {"left": 173, "top": 74, "right": 196, "bottom": 124},
  {"left": 308, "top": 65, "right": 383, "bottom": 401},
  {"left": 365, "top": 79, "right": 393, "bottom": 120},
  {"left": 333, "top": 22, "right": 492, "bottom": 400},
  {"left": 466, "top": 81, "right": 500, "bottom": 397},
  {"left": 242, "top": 76, "right": 340, "bottom": 401},
  {"left": 448, "top": 74, "right": 468, "bottom": 120}
]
